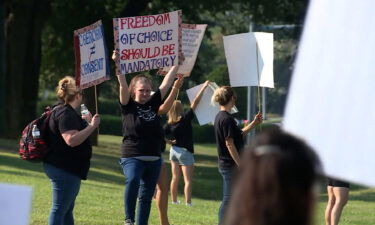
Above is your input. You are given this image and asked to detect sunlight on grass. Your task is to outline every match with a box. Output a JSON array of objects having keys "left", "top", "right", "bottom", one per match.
[{"left": 1, "top": 136, "right": 375, "bottom": 224}]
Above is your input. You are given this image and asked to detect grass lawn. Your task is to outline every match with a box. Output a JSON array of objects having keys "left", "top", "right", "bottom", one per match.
[{"left": 1, "top": 135, "right": 375, "bottom": 224}]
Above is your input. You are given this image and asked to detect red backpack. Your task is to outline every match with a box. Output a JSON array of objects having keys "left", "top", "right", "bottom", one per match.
[{"left": 19, "top": 106, "right": 57, "bottom": 162}]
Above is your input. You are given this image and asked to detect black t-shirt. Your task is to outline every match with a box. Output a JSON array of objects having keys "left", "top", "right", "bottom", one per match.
[
  {"left": 120, "top": 89, "right": 163, "bottom": 157},
  {"left": 44, "top": 104, "right": 92, "bottom": 180},
  {"left": 164, "top": 108, "right": 195, "bottom": 153},
  {"left": 214, "top": 111, "right": 244, "bottom": 168}
]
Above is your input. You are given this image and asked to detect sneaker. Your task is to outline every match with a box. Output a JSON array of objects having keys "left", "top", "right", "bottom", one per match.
[
  {"left": 124, "top": 219, "right": 134, "bottom": 225},
  {"left": 186, "top": 202, "right": 193, "bottom": 206},
  {"left": 172, "top": 200, "right": 180, "bottom": 204}
]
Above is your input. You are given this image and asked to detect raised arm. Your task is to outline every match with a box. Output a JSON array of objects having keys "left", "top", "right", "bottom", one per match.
[
  {"left": 112, "top": 50, "right": 130, "bottom": 105},
  {"left": 242, "top": 113, "right": 263, "bottom": 136},
  {"left": 191, "top": 80, "right": 210, "bottom": 110},
  {"left": 158, "top": 76, "right": 184, "bottom": 115},
  {"left": 159, "top": 66, "right": 179, "bottom": 99}
]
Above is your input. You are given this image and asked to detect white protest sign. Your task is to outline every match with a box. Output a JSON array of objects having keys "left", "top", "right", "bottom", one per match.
[
  {"left": 113, "top": 10, "right": 183, "bottom": 75},
  {"left": 0, "top": 183, "right": 32, "bottom": 225},
  {"left": 160, "top": 24, "right": 207, "bottom": 77},
  {"left": 223, "top": 32, "right": 274, "bottom": 88},
  {"left": 74, "top": 20, "right": 110, "bottom": 89},
  {"left": 186, "top": 82, "right": 238, "bottom": 125},
  {"left": 283, "top": 0, "right": 375, "bottom": 187}
]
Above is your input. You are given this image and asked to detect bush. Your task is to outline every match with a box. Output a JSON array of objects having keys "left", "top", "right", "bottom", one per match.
[
  {"left": 193, "top": 123, "right": 215, "bottom": 143},
  {"left": 98, "top": 98, "right": 121, "bottom": 116},
  {"left": 99, "top": 114, "right": 122, "bottom": 136}
]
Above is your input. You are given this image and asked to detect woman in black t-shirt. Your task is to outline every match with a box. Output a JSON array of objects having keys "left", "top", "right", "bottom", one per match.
[
  {"left": 164, "top": 80, "right": 210, "bottom": 206},
  {"left": 43, "top": 76, "right": 100, "bottom": 225},
  {"left": 211, "top": 86, "right": 262, "bottom": 225},
  {"left": 112, "top": 51, "right": 178, "bottom": 225}
]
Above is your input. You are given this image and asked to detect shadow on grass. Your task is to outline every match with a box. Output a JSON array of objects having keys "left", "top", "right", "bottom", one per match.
[{"left": 0, "top": 151, "right": 125, "bottom": 186}]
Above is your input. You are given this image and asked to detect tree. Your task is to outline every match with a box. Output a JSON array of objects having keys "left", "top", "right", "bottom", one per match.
[
  {"left": 3, "top": 0, "right": 50, "bottom": 138},
  {"left": 2, "top": 0, "right": 309, "bottom": 138}
]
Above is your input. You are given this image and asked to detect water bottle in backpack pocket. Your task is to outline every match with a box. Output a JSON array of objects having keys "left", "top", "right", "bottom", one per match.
[{"left": 19, "top": 106, "right": 57, "bottom": 162}]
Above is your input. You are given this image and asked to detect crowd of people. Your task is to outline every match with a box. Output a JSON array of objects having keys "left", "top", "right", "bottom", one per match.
[{"left": 39, "top": 51, "right": 350, "bottom": 225}]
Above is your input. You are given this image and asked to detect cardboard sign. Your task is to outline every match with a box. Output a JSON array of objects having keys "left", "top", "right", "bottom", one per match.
[
  {"left": 160, "top": 24, "right": 207, "bottom": 77},
  {"left": 223, "top": 32, "right": 274, "bottom": 88},
  {"left": 0, "top": 183, "right": 32, "bottom": 225},
  {"left": 113, "top": 10, "right": 183, "bottom": 75},
  {"left": 74, "top": 20, "right": 110, "bottom": 89},
  {"left": 283, "top": 0, "right": 375, "bottom": 187},
  {"left": 186, "top": 82, "right": 238, "bottom": 125}
]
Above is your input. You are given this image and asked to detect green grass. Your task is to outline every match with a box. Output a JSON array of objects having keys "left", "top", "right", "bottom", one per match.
[{"left": 1, "top": 135, "right": 375, "bottom": 224}]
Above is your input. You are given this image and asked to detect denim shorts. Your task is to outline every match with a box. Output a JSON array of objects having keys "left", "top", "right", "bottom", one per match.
[{"left": 169, "top": 145, "right": 195, "bottom": 166}]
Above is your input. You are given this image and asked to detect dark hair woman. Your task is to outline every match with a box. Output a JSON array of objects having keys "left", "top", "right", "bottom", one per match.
[{"left": 224, "top": 127, "right": 321, "bottom": 225}]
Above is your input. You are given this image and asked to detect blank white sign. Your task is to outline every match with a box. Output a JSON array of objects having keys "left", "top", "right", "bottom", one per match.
[
  {"left": 0, "top": 183, "right": 32, "bottom": 225},
  {"left": 186, "top": 82, "right": 238, "bottom": 125},
  {"left": 223, "top": 32, "right": 274, "bottom": 88},
  {"left": 283, "top": 0, "right": 375, "bottom": 187}
]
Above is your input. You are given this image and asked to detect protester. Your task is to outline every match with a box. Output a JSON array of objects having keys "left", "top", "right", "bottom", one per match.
[
  {"left": 224, "top": 127, "right": 321, "bottom": 225},
  {"left": 155, "top": 76, "right": 184, "bottom": 225},
  {"left": 164, "top": 80, "right": 210, "bottom": 206},
  {"left": 325, "top": 178, "right": 350, "bottom": 225},
  {"left": 43, "top": 76, "right": 100, "bottom": 225},
  {"left": 211, "top": 86, "right": 262, "bottom": 224},
  {"left": 113, "top": 51, "right": 178, "bottom": 225}
]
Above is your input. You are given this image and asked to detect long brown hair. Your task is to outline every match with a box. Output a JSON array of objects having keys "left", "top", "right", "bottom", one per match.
[
  {"left": 224, "top": 127, "right": 320, "bottom": 225},
  {"left": 167, "top": 100, "right": 184, "bottom": 124}
]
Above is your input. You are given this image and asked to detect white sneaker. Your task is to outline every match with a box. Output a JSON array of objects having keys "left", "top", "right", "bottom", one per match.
[
  {"left": 172, "top": 200, "right": 180, "bottom": 204},
  {"left": 186, "top": 202, "right": 193, "bottom": 206}
]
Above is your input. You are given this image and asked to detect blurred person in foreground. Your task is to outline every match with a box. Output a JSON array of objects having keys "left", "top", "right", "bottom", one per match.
[{"left": 224, "top": 127, "right": 321, "bottom": 225}]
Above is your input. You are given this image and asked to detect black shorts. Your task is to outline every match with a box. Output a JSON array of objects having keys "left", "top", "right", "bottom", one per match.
[{"left": 327, "top": 178, "right": 350, "bottom": 188}]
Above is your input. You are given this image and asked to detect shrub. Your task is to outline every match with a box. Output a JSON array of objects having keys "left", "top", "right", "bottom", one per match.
[
  {"left": 193, "top": 123, "right": 215, "bottom": 143},
  {"left": 99, "top": 114, "right": 122, "bottom": 136}
]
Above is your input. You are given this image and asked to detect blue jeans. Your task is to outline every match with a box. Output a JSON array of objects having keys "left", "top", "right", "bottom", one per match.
[
  {"left": 218, "top": 167, "right": 234, "bottom": 225},
  {"left": 44, "top": 163, "right": 81, "bottom": 225},
  {"left": 120, "top": 158, "right": 162, "bottom": 225}
]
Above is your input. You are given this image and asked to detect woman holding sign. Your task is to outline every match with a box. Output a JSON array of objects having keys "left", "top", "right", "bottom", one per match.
[
  {"left": 155, "top": 76, "right": 184, "bottom": 225},
  {"left": 113, "top": 51, "right": 178, "bottom": 225},
  {"left": 211, "top": 86, "right": 262, "bottom": 224},
  {"left": 164, "top": 80, "right": 210, "bottom": 206}
]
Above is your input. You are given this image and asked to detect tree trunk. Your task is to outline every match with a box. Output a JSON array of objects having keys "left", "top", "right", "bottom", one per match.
[
  {"left": 4, "top": 0, "right": 50, "bottom": 138},
  {"left": 0, "top": 0, "right": 5, "bottom": 136}
]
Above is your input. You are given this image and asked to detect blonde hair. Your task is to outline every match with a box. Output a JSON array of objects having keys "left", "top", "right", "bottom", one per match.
[
  {"left": 56, "top": 76, "right": 80, "bottom": 103},
  {"left": 128, "top": 74, "right": 153, "bottom": 99},
  {"left": 211, "top": 86, "right": 236, "bottom": 106},
  {"left": 167, "top": 100, "right": 184, "bottom": 124}
]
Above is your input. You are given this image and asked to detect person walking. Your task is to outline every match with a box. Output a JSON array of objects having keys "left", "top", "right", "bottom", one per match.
[
  {"left": 43, "top": 76, "right": 100, "bottom": 225},
  {"left": 164, "top": 80, "right": 210, "bottom": 206},
  {"left": 211, "top": 86, "right": 262, "bottom": 224},
  {"left": 113, "top": 50, "right": 178, "bottom": 225}
]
